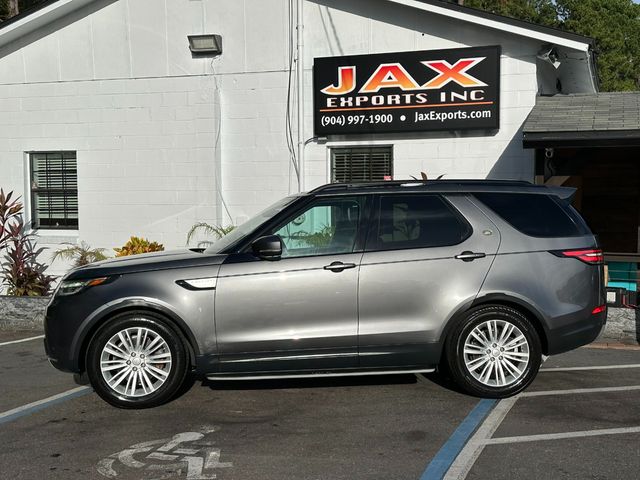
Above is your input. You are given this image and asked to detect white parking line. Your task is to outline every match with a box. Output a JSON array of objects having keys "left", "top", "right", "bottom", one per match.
[
  {"left": 443, "top": 396, "right": 519, "bottom": 480},
  {"left": 522, "top": 384, "right": 640, "bottom": 397},
  {"left": 0, "top": 334, "right": 44, "bottom": 347},
  {"left": 541, "top": 364, "right": 640, "bottom": 372},
  {"left": 0, "top": 386, "right": 92, "bottom": 425},
  {"left": 483, "top": 426, "right": 640, "bottom": 445},
  {"left": 443, "top": 383, "right": 640, "bottom": 479}
]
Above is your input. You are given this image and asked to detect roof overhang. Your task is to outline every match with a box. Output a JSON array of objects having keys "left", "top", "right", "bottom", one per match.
[
  {"left": 1, "top": 0, "right": 596, "bottom": 54},
  {"left": 0, "top": 0, "right": 95, "bottom": 49},
  {"left": 387, "top": 0, "right": 594, "bottom": 52},
  {"left": 523, "top": 130, "right": 640, "bottom": 148}
]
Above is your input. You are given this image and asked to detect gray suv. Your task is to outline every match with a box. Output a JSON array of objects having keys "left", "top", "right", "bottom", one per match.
[{"left": 45, "top": 180, "right": 606, "bottom": 408}]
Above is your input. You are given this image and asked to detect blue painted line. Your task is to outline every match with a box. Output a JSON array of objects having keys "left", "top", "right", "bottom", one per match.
[
  {"left": 420, "top": 399, "right": 497, "bottom": 480},
  {"left": 0, "top": 387, "right": 93, "bottom": 426}
]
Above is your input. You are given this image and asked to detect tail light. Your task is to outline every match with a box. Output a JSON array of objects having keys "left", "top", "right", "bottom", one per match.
[
  {"left": 591, "top": 305, "right": 606, "bottom": 315},
  {"left": 553, "top": 248, "right": 604, "bottom": 265}
]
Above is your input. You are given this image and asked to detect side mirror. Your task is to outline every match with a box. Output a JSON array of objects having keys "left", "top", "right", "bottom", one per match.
[{"left": 251, "top": 235, "right": 283, "bottom": 261}]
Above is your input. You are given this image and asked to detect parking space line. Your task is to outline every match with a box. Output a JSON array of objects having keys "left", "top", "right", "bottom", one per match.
[
  {"left": 521, "top": 385, "right": 640, "bottom": 398},
  {"left": 0, "top": 386, "right": 92, "bottom": 426},
  {"left": 541, "top": 364, "right": 640, "bottom": 372},
  {"left": 419, "top": 399, "right": 496, "bottom": 480},
  {"left": 442, "top": 396, "right": 519, "bottom": 480},
  {"left": 0, "top": 334, "right": 45, "bottom": 347},
  {"left": 483, "top": 426, "right": 640, "bottom": 445}
]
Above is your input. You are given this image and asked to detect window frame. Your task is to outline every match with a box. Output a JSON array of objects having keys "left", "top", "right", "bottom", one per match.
[
  {"left": 28, "top": 151, "right": 79, "bottom": 231},
  {"left": 364, "top": 193, "right": 473, "bottom": 253},
  {"left": 236, "top": 194, "right": 373, "bottom": 259}
]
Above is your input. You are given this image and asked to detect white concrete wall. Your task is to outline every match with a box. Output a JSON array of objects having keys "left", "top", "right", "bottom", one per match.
[
  {"left": 0, "top": 0, "right": 592, "bottom": 279},
  {"left": 0, "top": 74, "right": 220, "bottom": 276}
]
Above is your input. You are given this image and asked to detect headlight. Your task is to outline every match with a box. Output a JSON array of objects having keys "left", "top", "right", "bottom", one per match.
[{"left": 57, "top": 277, "right": 110, "bottom": 296}]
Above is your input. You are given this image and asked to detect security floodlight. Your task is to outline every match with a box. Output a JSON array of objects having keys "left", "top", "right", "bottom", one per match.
[
  {"left": 188, "top": 34, "right": 222, "bottom": 56},
  {"left": 537, "top": 45, "right": 561, "bottom": 69}
]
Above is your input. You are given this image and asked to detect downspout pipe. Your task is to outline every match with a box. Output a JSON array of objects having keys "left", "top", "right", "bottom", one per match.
[{"left": 296, "top": 0, "right": 305, "bottom": 192}]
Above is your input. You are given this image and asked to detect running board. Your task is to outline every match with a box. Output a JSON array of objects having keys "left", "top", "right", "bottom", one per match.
[{"left": 206, "top": 368, "right": 435, "bottom": 381}]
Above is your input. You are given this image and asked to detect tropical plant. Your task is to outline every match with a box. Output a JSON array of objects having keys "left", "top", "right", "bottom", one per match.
[
  {"left": 0, "top": 189, "right": 22, "bottom": 249},
  {"left": 114, "top": 236, "right": 164, "bottom": 257},
  {"left": 52, "top": 241, "right": 109, "bottom": 268},
  {"left": 186, "top": 223, "right": 235, "bottom": 247},
  {"left": 0, "top": 189, "right": 55, "bottom": 296},
  {"left": 287, "top": 225, "right": 335, "bottom": 248}
]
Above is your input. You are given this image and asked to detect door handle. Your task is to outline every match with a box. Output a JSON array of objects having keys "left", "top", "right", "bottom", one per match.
[
  {"left": 323, "top": 261, "right": 357, "bottom": 272},
  {"left": 455, "top": 251, "right": 486, "bottom": 262}
]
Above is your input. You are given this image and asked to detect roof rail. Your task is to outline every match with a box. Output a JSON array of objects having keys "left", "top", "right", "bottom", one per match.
[{"left": 308, "top": 179, "right": 532, "bottom": 194}]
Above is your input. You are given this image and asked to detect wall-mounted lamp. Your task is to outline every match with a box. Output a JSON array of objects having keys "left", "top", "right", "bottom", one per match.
[
  {"left": 188, "top": 34, "right": 222, "bottom": 56},
  {"left": 537, "top": 44, "right": 561, "bottom": 69}
]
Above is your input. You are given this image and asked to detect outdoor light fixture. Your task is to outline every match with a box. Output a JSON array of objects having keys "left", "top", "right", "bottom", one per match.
[
  {"left": 188, "top": 34, "right": 222, "bottom": 56},
  {"left": 537, "top": 45, "right": 561, "bottom": 69}
]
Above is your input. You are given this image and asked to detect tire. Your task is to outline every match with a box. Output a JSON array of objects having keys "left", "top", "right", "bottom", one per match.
[
  {"left": 86, "top": 311, "right": 190, "bottom": 409},
  {"left": 445, "top": 305, "right": 542, "bottom": 398}
]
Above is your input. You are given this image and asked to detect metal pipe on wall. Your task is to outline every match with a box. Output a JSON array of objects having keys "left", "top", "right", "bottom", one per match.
[{"left": 296, "top": 0, "right": 305, "bottom": 192}]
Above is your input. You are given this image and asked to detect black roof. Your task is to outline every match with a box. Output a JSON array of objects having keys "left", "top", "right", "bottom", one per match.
[
  {"left": 523, "top": 93, "right": 640, "bottom": 148},
  {"left": 417, "top": 0, "right": 595, "bottom": 46},
  {"left": 310, "top": 180, "right": 574, "bottom": 199}
]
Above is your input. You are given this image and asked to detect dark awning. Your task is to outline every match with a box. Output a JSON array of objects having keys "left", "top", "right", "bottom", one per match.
[{"left": 523, "top": 93, "right": 640, "bottom": 148}]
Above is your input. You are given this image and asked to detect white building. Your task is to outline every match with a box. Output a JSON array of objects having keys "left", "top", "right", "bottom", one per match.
[{"left": 0, "top": 0, "right": 596, "bottom": 276}]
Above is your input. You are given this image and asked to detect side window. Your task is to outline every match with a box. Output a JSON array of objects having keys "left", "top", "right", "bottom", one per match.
[
  {"left": 271, "top": 197, "right": 364, "bottom": 258},
  {"left": 369, "top": 194, "right": 471, "bottom": 251},
  {"left": 473, "top": 193, "right": 589, "bottom": 238},
  {"left": 30, "top": 151, "right": 78, "bottom": 230}
]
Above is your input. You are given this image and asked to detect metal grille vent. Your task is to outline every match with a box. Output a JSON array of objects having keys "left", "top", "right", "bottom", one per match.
[
  {"left": 331, "top": 147, "right": 393, "bottom": 183},
  {"left": 30, "top": 152, "right": 78, "bottom": 229}
]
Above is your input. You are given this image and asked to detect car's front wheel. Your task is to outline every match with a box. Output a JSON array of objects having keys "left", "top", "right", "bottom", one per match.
[
  {"left": 445, "top": 305, "right": 542, "bottom": 398},
  {"left": 86, "top": 311, "right": 189, "bottom": 408}
]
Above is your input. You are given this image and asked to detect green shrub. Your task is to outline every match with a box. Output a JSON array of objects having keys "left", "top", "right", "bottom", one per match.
[{"left": 114, "top": 236, "right": 164, "bottom": 257}]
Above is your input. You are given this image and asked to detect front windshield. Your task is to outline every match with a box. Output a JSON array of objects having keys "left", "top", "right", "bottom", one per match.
[{"left": 204, "top": 195, "right": 300, "bottom": 254}]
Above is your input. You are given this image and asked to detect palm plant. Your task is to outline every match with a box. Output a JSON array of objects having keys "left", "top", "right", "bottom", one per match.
[
  {"left": 186, "top": 223, "right": 235, "bottom": 248},
  {"left": 52, "top": 241, "right": 109, "bottom": 268}
]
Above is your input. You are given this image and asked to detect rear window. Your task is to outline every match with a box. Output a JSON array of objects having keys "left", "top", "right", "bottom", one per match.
[{"left": 474, "top": 193, "right": 589, "bottom": 238}]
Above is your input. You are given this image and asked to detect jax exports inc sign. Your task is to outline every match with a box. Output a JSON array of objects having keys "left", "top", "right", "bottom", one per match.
[{"left": 313, "top": 45, "right": 500, "bottom": 135}]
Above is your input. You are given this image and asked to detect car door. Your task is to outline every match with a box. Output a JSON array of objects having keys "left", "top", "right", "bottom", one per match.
[
  {"left": 215, "top": 195, "right": 369, "bottom": 372},
  {"left": 358, "top": 193, "right": 500, "bottom": 367}
]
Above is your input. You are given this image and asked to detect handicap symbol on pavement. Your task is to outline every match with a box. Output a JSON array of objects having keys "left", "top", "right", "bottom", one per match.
[{"left": 97, "top": 426, "right": 232, "bottom": 479}]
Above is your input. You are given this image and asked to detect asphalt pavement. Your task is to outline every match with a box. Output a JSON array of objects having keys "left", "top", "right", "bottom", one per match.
[{"left": 0, "top": 330, "right": 638, "bottom": 480}]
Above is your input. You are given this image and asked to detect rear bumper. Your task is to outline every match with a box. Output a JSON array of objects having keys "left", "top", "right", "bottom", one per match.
[{"left": 546, "top": 308, "right": 607, "bottom": 355}]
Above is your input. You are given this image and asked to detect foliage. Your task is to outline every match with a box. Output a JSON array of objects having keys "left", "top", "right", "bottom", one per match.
[
  {"left": 0, "top": 0, "right": 48, "bottom": 21},
  {"left": 464, "top": 0, "right": 559, "bottom": 26},
  {"left": 114, "top": 236, "right": 164, "bottom": 257},
  {"left": 288, "top": 225, "right": 335, "bottom": 248},
  {"left": 52, "top": 241, "right": 109, "bottom": 268},
  {"left": 0, "top": 189, "right": 55, "bottom": 296},
  {"left": 464, "top": 0, "right": 640, "bottom": 92},
  {"left": 186, "top": 223, "right": 236, "bottom": 248},
  {"left": 0, "top": 189, "right": 22, "bottom": 249},
  {"left": 555, "top": 0, "right": 640, "bottom": 92}
]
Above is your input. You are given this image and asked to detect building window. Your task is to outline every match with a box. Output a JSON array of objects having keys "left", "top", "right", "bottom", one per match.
[
  {"left": 30, "top": 152, "right": 78, "bottom": 230},
  {"left": 331, "top": 146, "right": 393, "bottom": 183}
]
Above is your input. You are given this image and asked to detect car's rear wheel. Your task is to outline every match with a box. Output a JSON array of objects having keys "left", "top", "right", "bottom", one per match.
[
  {"left": 86, "top": 311, "right": 189, "bottom": 408},
  {"left": 446, "top": 305, "right": 541, "bottom": 398}
]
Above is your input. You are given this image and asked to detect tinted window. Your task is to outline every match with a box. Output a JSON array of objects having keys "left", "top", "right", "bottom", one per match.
[
  {"left": 271, "top": 196, "right": 364, "bottom": 258},
  {"left": 369, "top": 194, "right": 471, "bottom": 251},
  {"left": 474, "top": 193, "right": 589, "bottom": 238}
]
